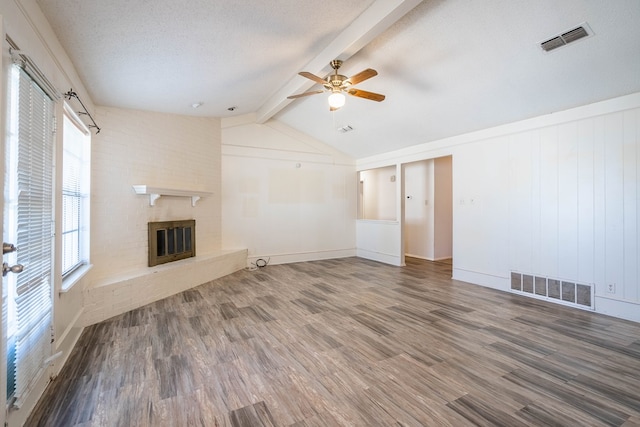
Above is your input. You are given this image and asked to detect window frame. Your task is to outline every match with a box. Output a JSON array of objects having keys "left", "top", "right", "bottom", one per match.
[{"left": 60, "top": 102, "right": 91, "bottom": 288}]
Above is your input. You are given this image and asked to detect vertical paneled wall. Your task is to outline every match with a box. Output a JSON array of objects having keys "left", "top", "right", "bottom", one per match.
[
  {"left": 507, "top": 108, "right": 640, "bottom": 304},
  {"left": 358, "top": 92, "right": 640, "bottom": 321}
]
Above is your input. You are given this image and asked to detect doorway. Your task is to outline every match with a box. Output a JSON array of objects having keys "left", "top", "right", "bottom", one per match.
[{"left": 402, "top": 156, "right": 453, "bottom": 262}]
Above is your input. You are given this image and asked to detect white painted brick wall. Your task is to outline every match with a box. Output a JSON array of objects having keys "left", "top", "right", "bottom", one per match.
[
  {"left": 90, "top": 106, "right": 222, "bottom": 282},
  {"left": 82, "top": 106, "right": 237, "bottom": 324},
  {"left": 81, "top": 249, "right": 247, "bottom": 326}
]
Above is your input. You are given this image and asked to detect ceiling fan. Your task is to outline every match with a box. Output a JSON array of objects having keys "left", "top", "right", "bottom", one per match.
[{"left": 287, "top": 59, "right": 385, "bottom": 111}]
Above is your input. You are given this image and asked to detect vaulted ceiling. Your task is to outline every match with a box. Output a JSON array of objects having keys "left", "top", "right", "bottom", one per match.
[{"left": 37, "top": 0, "right": 640, "bottom": 158}]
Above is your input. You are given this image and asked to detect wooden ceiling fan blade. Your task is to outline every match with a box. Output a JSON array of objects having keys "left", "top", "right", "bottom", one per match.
[
  {"left": 287, "top": 90, "right": 324, "bottom": 99},
  {"left": 299, "top": 71, "right": 327, "bottom": 85},
  {"left": 345, "top": 68, "right": 377, "bottom": 86},
  {"left": 347, "top": 88, "right": 385, "bottom": 102}
]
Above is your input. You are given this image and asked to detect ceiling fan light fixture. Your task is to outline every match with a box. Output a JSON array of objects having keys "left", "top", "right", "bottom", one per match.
[
  {"left": 288, "top": 60, "right": 384, "bottom": 109},
  {"left": 328, "top": 92, "right": 346, "bottom": 109}
]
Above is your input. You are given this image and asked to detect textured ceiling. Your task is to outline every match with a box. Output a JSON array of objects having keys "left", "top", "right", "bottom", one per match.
[
  {"left": 37, "top": 0, "right": 376, "bottom": 116},
  {"left": 37, "top": 0, "right": 640, "bottom": 159}
]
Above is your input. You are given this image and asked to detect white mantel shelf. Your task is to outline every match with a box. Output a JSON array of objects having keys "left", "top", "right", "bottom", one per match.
[{"left": 133, "top": 185, "right": 212, "bottom": 206}]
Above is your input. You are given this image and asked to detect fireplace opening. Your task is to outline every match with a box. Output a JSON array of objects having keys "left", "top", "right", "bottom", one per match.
[{"left": 148, "top": 219, "right": 196, "bottom": 266}]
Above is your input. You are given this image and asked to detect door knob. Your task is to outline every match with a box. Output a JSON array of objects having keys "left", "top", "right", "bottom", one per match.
[{"left": 3, "top": 262, "right": 24, "bottom": 277}]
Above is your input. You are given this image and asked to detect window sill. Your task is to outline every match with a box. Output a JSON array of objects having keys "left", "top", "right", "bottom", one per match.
[{"left": 60, "top": 263, "right": 93, "bottom": 293}]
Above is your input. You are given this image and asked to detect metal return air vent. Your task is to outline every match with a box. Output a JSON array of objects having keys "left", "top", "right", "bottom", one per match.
[
  {"left": 540, "top": 24, "right": 592, "bottom": 52},
  {"left": 511, "top": 271, "right": 593, "bottom": 310}
]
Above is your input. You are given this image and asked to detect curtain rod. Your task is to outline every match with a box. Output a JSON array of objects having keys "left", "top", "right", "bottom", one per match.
[
  {"left": 64, "top": 89, "right": 101, "bottom": 134},
  {"left": 7, "top": 35, "right": 61, "bottom": 102}
]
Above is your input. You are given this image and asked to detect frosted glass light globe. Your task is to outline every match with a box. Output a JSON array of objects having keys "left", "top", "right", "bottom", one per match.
[{"left": 328, "top": 92, "right": 346, "bottom": 109}]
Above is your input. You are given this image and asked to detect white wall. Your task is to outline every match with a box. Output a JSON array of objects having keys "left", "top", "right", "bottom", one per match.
[
  {"left": 504, "top": 108, "right": 640, "bottom": 316},
  {"left": 356, "top": 220, "right": 403, "bottom": 266},
  {"left": 221, "top": 116, "right": 356, "bottom": 265},
  {"left": 357, "top": 93, "right": 640, "bottom": 323},
  {"left": 356, "top": 163, "right": 403, "bottom": 266},
  {"left": 453, "top": 135, "right": 510, "bottom": 287}
]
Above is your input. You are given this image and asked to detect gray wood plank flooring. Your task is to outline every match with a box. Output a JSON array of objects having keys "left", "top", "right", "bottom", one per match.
[{"left": 28, "top": 257, "right": 640, "bottom": 426}]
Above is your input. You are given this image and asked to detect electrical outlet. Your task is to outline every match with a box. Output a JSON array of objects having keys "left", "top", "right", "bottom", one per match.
[{"left": 606, "top": 283, "right": 615, "bottom": 293}]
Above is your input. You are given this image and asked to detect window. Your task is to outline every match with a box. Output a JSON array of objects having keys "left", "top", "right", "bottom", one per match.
[{"left": 61, "top": 105, "right": 90, "bottom": 278}]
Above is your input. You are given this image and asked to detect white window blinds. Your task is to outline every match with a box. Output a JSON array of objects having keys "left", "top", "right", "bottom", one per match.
[
  {"left": 62, "top": 112, "right": 89, "bottom": 276},
  {"left": 6, "top": 64, "right": 55, "bottom": 407}
]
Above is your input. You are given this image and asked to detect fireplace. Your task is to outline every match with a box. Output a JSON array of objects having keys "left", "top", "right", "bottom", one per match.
[{"left": 148, "top": 219, "right": 196, "bottom": 267}]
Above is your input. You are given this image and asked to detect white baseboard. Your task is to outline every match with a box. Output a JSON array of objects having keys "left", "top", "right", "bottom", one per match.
[
  {"left": 54, "top": 308, "right": 85, "bottom": 376},
  {"left": 452, "top": 268, "right": 509, "bottom": 291},
  {"left": 594, "top": 296, "right": 640, "bottom": 323},
  {"left": 404, "top": 253, "right": 430, "bottom": 260},
  {"left": 357, "top": 248, "right": 404, "bottom": 266},
  {"left": 247, "top": 248, "right": 356, "bottom": 267},
  {"left": 5, "top": 371, "right": 51, "bottom": 427},
  {"left": 405, "top": 254, "right": 453, "bottom": 262},
  {"left": 454, "top": 268, "right": 640, "bottom": 324}
]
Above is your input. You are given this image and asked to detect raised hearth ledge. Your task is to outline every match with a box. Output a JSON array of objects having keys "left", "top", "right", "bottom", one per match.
[
  {"left": 81, "top": 249, "right": 247, "bottom": 326},
  {"left": 133, "top": 185, "right": 213, "bottom": 206},
  {"left": 90, "top": 249, "right": 243, "bottom": 288}
]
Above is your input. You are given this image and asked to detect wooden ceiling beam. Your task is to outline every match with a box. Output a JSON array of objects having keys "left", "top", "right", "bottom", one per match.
[{"left": 255, "top": 0, "right": 423, "bottom": 124}]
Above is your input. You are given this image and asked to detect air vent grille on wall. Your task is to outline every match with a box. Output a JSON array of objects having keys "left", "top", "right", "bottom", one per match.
[
  {"left": 511, "top": 272, "right": 594, "bottom": 310},
  {"left": 540, "top": 23, "right": 592, "bottom": 52}
]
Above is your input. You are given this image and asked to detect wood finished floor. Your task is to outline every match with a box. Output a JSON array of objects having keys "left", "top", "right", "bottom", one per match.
[{"left": 28, "top": 257, "right": 640, "bottom": 426}]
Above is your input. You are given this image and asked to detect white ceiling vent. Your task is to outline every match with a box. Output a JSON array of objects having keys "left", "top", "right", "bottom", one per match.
[
  {"left": 337, "top": 125, "right": 354, "bottom": 133},
  {"left": 540, "top": 23, "right": 593, "bottom": 52}
]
